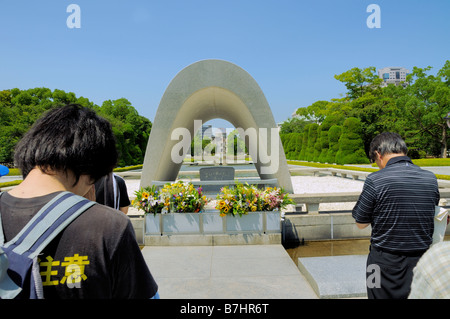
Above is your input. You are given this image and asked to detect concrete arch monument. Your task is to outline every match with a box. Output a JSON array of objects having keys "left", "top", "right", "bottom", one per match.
[{"left": 141, "top": 59, "right": 293, "bottom": 193}]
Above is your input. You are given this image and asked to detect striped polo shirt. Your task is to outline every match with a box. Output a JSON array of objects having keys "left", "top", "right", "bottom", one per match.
[{"left": 352, "top": 156, "right": 440, "bottom": 253}]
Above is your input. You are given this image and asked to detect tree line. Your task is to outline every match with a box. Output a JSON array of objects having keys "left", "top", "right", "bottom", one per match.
[
  {"left": 0, "top": 88, "right": 152, "bottom": 167},
  {"left": 281, "top": 60, "right": 450, "bottom": 164}
]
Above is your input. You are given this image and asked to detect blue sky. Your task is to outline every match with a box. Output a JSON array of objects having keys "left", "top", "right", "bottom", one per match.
[{"left": 0, "top": 0, "right": 449, "bottom": 128}]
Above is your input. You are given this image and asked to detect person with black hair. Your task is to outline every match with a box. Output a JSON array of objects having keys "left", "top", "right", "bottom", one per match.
[
  {"left": 353, "top": 132, "right": 440, "bottom": 299},
  {"left": 94, "top": 173, "right": 131, "bottom": 214},
  {"left": 0, "top": 104, "right": 158, "bottom": 298}
]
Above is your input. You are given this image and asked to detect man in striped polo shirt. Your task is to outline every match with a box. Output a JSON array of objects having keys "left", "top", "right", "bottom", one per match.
[{"left": 352, "top": 132, "right": 440, "bottom": 299}]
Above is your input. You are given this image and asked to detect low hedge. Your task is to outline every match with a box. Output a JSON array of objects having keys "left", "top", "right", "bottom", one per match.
[
  {"left": 113, "top": 165, "right": 143, "bottom": 172},
  {"left": 288, "top": 160, "right": 450, "bottom": 179},
  {"left": 370, "top": 158, "right": 450, "bottom": 167},
  {"left": 287, "top": 160, "right": 378, "bottom": 173},
  {"left": 0, "top": 180, "right": 22, "bottom": 188}
]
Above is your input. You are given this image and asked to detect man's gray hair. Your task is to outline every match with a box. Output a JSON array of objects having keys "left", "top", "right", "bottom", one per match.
[{"left": 369, "top": 132, "right": 408, "bottom": 162}]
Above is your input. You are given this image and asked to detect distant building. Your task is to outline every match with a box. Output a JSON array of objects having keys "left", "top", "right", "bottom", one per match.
[
  {"left": 194, "top": 124, "right": 213, "bottom": 140},
  {"left": 378, "top": 67, "right": 410, "bottom": 87}
]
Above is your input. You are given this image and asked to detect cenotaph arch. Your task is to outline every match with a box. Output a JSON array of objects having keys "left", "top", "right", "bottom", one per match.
[{"left": 141, "top": 59, "right": 293, "bottom": 193}]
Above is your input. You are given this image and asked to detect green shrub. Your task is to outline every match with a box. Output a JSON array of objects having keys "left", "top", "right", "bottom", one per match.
[
  {"left": 326, "top": 125, "right": 342, "bottom": 164},
  {"left": 281, "top": 133, "right": 302, "bottom": 160},
  {"left": 371, "top": 158, "right": 450, "bottom": 167},
  {"left": 412, "top": 158, "right": 450, "bottom": 166},
  {"left": 0, "top": 180, "right": 22, "bottom": 188},
  {"left": 335, "top": 117, "right": 369, "bottom": 165},
  {"left": 317, "top": 116, "right": 341, "bottom": 163},
  {"left": 113, "top": 164, "right": 143, "bottom": 172},
  {"left": 306, "top": 123, "right": 319, "bottom": 162},
  {"left": 317, "top": 129, "right": 329, "bottom": 163},
  {"left": 287, "top": 160, "right": 378, "bottom": 173},
  {"left": 313, "top": 125, "right": 322, "bottom": 162},
  {"left": 5, "top": 168, "right": 21, "bottom": 176},
  {"left": 299, "top": 130, "right": 308, "bottom": 160}
]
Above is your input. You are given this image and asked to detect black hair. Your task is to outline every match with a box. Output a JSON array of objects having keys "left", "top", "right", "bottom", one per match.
[
  {"left": 14, "top": 104, "right": 118, "bottom": 185},
  {"left": 369, "top": 132, "right": 408, "bottom": 162}
]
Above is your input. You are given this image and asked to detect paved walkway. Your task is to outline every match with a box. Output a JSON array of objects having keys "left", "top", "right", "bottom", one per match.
[
  {"left": 141, "top": 245, "right": 318, "bottom": 299},
  {"left": 298, "top": 255, "right": 367, "bottom": 299}
]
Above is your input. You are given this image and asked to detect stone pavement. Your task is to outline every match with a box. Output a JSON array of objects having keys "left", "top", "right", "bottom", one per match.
[
  {"left": 141, "top": 244, "right": 319, "bottom": 299},
  {"left": 298, "top": 255, "right": 368, "bottom": 299}
]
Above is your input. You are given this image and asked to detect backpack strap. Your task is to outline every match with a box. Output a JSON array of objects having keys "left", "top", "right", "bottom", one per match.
[
  {"left": 0, "top": 192, "right": 4, "bottom": 246},
  {"left": 2, "top": 192, "right": 95, "bottom": 259}
]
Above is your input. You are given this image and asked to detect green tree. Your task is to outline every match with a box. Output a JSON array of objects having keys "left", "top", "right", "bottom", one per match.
[
  {"left": 334, "top": 67, "right": 383, "bottom": 100},
  {"left": 335, "top": 117, "right": 369, "bottom": 164},
  {"left": 404, "top": 62, "right": 450, "bottom": 157},
  {"left": 296, "top": 100, "right": 329, "bottom": 124},
  {"left": 279, "top": 117, "right": 309, "bottom": 134},
  {"left": 284, "top": 61, "right": 450, "bottom": 161},
  {"left": 190, "top": 135, "right": 211, "bottom": 157},
  {"left": 99, "top": 98, "right": 152, "bottom": 166},
  {"left": 227, "top": 129, "right": 246, "bottom": 156},
  {"left": 0, "top": 88, "right": 152, "bottom": 167},
  {"left": 0, "top": 87, "right": 70, "bottom": 162}
]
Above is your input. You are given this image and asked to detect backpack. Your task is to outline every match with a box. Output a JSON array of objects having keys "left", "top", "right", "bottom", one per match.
[{"left": 0, "top": 191, "right": 95, "bottom": 299}]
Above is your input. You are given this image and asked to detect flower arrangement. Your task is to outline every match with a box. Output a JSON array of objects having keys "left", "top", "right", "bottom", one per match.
[
  {"left": 161, "top": 181, "right": 208, "bottom": 213},
  {"left": 215, "top": 183, "right": 293, "bottom": 217},
  {"left": 132, "top": 181, "right": 208, "bottom": 215},
  {"left": 132, "top": 185, "right": 165, "bottom": 215}
]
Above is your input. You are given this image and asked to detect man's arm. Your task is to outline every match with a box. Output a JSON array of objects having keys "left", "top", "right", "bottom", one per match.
[
  {"left": 356, "top": 223, "right": 370, "bottom": 229},
  {"left": 352, "top": 178, "right": 376, "bottom": 228}
]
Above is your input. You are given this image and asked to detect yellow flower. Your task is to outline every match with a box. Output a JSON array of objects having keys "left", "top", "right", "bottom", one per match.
[
  {"left": 142, "top": 192, "right": 150, "bottom": 199},
  {"left": 251, "top": 205, "right": 257, "bottom": 212}
]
